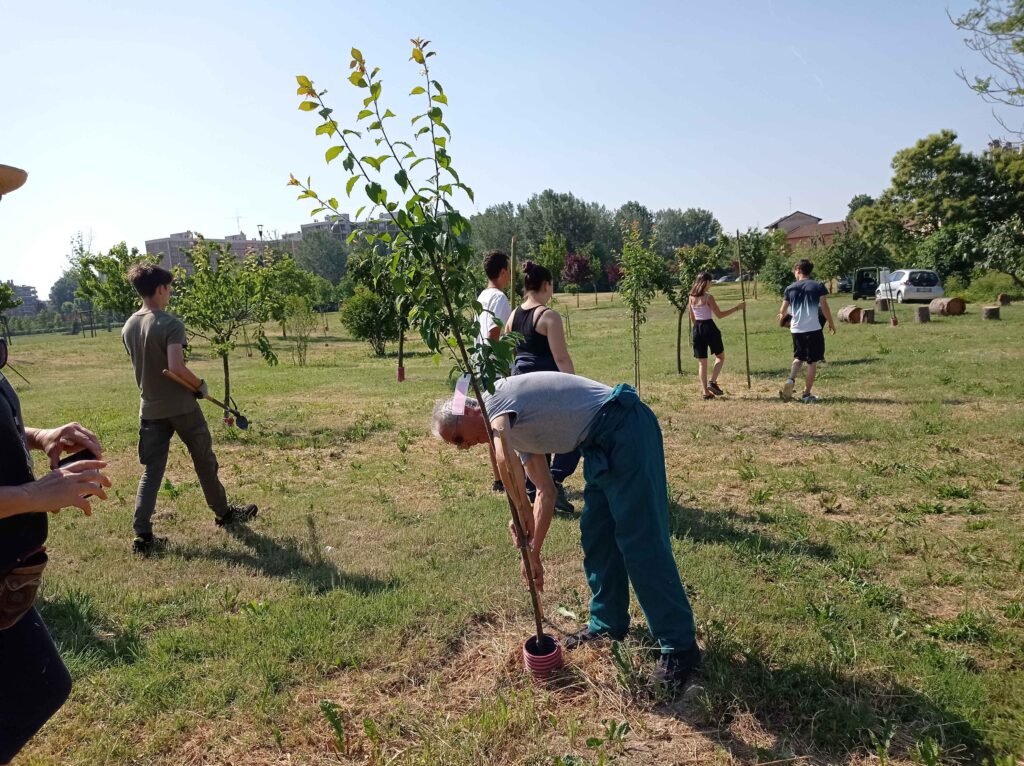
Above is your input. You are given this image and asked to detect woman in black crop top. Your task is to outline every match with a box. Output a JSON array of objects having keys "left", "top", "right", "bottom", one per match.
[{"left": 503, "top": 261, "right": 579, "bottom": 513}]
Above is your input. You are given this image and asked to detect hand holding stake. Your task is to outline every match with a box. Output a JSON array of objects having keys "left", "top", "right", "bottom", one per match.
[
  {"left": 162, "top": 369, "right": 250, "bottom": 429},
  {"left": 495, "top": 427, "right": 546, "bottom": 644}
]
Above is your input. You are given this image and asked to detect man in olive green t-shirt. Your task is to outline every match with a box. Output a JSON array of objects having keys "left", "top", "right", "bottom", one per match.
[{"left": 122, "top": 264, "right": 257, "bottom": 556}]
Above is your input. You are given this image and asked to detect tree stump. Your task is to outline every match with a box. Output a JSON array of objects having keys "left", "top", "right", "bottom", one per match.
[
  {"left": 838, "top": 305, "right": 862, "bottom": 324},
  {"left": 915, "top": 305, "right": 930, "bottom": 323},
  {"left": 875, "top": 298, "right": 890, "bottom": 313},
  {"left": 982, "top": 305, "right": 1001, "bottom": 320},
  {"left": 997, "top": 293, "right": 1011, "bottom": 305},
  {"left": 860, "top": 308, "right": 875, "bottom": 324},
  {"left": 929, "top": 297, "right": 966, "bottom": 316}
]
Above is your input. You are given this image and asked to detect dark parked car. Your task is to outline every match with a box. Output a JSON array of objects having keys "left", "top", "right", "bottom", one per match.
[{"left": 836, "top": 276, "right": 852, "bottom": 293}]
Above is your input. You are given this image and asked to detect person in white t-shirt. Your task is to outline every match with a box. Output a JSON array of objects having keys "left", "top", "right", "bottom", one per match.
[
  {"left": 476, "top": 250, "right": 512, "bottom": 346},
  {"left": 475, "top": 250, "right": 512, "bottom": 491}
]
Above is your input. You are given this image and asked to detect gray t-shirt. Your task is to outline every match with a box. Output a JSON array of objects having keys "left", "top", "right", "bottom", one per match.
[
  {"left": 122, "top": 309, "right": 198, "bottom": 419},
  {"left": 483, "top": 372, "right": 612, "bottom": 455}
]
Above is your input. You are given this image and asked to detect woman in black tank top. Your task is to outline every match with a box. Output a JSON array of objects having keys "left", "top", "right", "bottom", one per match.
[
  {"left": 504, "top": 262, "right": 579, "bottom": 512},
  {"left": 507, "top": 262, "right": 574, "bottom": 376}
]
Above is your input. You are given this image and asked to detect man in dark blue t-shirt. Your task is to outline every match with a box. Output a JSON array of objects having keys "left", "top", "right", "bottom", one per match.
[{"left": 778, "top": 258, "right": 835, "bottom": 403}]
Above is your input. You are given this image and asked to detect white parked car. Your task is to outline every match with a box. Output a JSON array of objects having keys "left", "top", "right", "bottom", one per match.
[{"left": 875, "top": 269, "right": 944, "bottom": 303}]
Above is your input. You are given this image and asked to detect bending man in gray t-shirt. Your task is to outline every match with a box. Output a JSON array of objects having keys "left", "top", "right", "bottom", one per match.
[{"left": 433, "top": 371, "right": 700, "bottom": 688}]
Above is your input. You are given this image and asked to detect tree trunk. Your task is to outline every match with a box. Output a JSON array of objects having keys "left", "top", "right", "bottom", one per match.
[
  {"left": 594, "top": 287, "right": 598, "bottom": 305},
  {"left": 929, "top": 297, "right": 966, "bottom": 316},
  {"left": 280, "top": 320, "right": 288, "bottom": 339},
  {"left": 982, "top": 305, "right": 1000, "bottom": 320},
  {"left": 997, "top": 293, "right": 1011, "bottom": 306},
  {"left": 576, "top": 292, "right": 580, "bottom": 308},
  {"left": 397, "top": 329, "right": 406, "bottom": 381},
  {"left": 915, "top": 305, "right": 930, "bottom": 323},
  {"left": 860, "top": 308, "right": 875, "bottom": 324},
  {"left": 676, "top": 308, "right": 683, "bottom": 375},
  {"left": 837, "top": 305, "right": 862, "bottom": 323},
  {"left": 875, "top": 298, "right": 890, "bottom": 313}
]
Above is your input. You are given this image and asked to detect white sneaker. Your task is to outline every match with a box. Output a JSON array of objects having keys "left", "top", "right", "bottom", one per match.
[{"left": 780, "top": 378, "right": 795, "bottom": 401}]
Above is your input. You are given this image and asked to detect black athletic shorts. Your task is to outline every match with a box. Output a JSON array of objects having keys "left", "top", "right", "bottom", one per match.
[
  {"left": 692, "top": 319, "right": 724, "bottom": 359},
  {"left": 792, "top": 329, "right": 826, "bottom": 364}
]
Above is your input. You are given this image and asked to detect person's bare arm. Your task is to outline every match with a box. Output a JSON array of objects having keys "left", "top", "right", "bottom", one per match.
[
  {"left": 708, "top": 295, "right": 744, "bottom": 319},
  {"left": 539, "top": 311, "right": 575, "bottom": 374},
  {"left": 0, "top": 460, "right": 111, "bottom": 519},
  {"left": 778, "top": 299, "right": 790, "bottom": 323},
  {"left": 820, "top": 296, "right": 836, "bottom": 334},
  {"left": 167, "top": 343, "right": 203, "bottom": 390}
]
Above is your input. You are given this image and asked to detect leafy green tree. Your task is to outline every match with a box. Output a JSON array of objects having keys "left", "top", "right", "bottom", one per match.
[
  {"left": 618, "top": 224, "right": 663, "bottom": 392},
  {"left": 48, "top": 269, "right": 80, "bottom": 311},
  {"left": 654, "top": 207, "right": 721, "bottom": 257},
  {"left": 615, "top": 201, "right": 654, "bottom": 244},
  {"left": 340, "top": 287, "right": 398, "bottom": 356},
  {"left": 285, "top": 295, "right": 319, "bottom": 366},
  {"left": 912, "top": 224, "right": 982, "bottom": 282},
  {"left": 0, "top": 282, "right": 22, "bottom": 317},
  {"left": 171, "top": 239, "right": 278, "bottom": 408},
  {"left": 953, "top": 0, "right": 1024, "bottom": 136},
  {"left": 761, "top": 247, "right": 797, "bottom": 296},
  {"left": 75, "top": 241, "right": 158, "bottom": 317},
  {"left": 291, "top": 42, "right": 539, "bottom": 633},
  {"left": 982, "top": 213, "right": 1024, "bottom": 288},
  {"left": 261, "top": 251, "right": 317, "bottom": 339},
  {"left": 531, "top": 232, "right": 568, "bottom": 291},
  {"left": 517, "top": 190, "right": 597, "bottom": 253},
  {"left": 470, "top": 202, "right": 518, "bottom": 254},
  {"left": 296, "top": 229, "right": 349, "bottom": 284},
  {"left": 847, "top": 194, "right": 875, "bottom": 218}
]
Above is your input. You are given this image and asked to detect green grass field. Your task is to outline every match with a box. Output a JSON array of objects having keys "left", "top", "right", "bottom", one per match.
[{"left": 9, "top": 287, "right": 1023, "bottom": 765}]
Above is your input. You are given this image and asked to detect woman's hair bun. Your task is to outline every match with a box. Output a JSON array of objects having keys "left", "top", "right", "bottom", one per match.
[{"left": 522, "top": 260, "right": 537, "bottom": 274}]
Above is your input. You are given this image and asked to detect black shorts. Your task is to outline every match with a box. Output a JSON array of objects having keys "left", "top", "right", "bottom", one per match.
[
  {"left": 692, "top": 320, "right": 724, "bottom": 359},
  {"left": 792, "top": 329, "right": 826, "bottom": 363}
]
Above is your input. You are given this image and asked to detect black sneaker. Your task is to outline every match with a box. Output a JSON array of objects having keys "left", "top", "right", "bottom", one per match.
[
  {"left": 649, "top": 643, "right": 702, "bottom": 688},
  {"left": 215, "top": 503, "right": 259, "bottom": 527},
  {"left": 132, "top": 534, "right": 167, "bottom": 557},
  {"left": 707, "top": 380, "right": 725, "bottom": 396},
  {"left": 492, "top": 479, "right": 504, "bottom": 493},
  {"left": 554, "top": 483, "right": 576, "bottom": 515},
  {"left": 564, "top": 626, "right": 627, "bottom": 650}
]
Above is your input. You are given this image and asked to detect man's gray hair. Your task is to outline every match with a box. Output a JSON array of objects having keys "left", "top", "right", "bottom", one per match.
[{"left": 431, "top": 396, "right": 479, "bottom": 438}]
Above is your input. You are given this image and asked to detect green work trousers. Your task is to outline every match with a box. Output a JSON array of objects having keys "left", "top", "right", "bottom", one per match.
[{"left": 578, "top": 384, "right": 696, "bottom": 654}]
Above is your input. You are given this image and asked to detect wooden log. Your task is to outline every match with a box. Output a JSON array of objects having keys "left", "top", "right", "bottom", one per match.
[
  {"left": 982, "top": 305, "right": 1001, "bottom": 320},
  {"left": 837, "top": 305, "right": 862, "bottom": 324},
  {"left": 915, "top": 305, "right": 930, "bottom": 323},
  {"left": 929, "top": 297, "right": 966, "bottom": 316},
  {"left": 875, "top": 298, "right": 890, "bottom": 313},
  {"left": 860, "top": 308, "right": 875, "bottom": 324},
  {"left": 997, "top": 293, "right": 1011, "bottom": 305}
]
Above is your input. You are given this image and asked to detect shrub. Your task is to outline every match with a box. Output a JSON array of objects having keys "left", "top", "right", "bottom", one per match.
[
  {"left": 340, "top": 287, "right": 399, "bottom": 357},
  {"left": 944, "top": 270, "right": 1024, "bottom": 304}
]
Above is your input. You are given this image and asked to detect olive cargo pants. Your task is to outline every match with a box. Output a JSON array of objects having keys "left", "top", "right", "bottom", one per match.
[{"left": 134, "top": 406, "right": 229, "bottom": 536}]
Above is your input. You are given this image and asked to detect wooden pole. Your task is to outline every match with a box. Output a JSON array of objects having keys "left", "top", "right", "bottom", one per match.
[
  {"left": 509, "top": 235, "right": 518, "bottom": 310},
  {"left": 735, "top": 230, "right": 751, "bottom": 389}
]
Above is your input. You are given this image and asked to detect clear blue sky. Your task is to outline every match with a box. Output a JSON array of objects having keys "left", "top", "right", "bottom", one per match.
[{"left": 0, "top": 0, "right": 1000, "bottom": 296}]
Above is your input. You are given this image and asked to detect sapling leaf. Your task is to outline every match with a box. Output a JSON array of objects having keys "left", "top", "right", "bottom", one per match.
[
  {"left": 325, "top": 146, "right": 344, "bottom": 163},
  {"left": 298, "top": 101, "right": 318, "bottom": 111}
]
